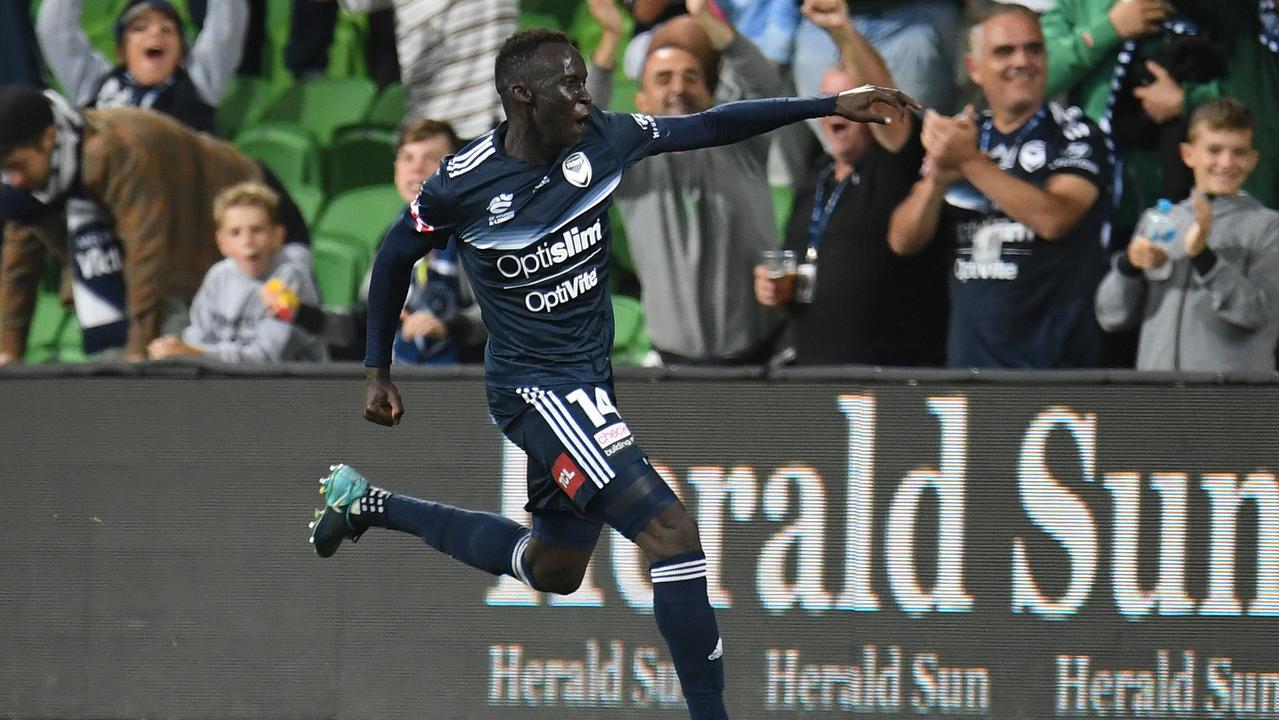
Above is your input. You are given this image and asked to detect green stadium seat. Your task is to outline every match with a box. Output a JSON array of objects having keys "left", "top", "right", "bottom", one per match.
[
  {"left": 365, "top": 82, "right": 407, "bottom": 128},
  {"left": 235, "top": 121, "right": 322, "bottom": 190},
  {"left": 610, "top": 205, "right": 634, "bottom": 273},
  {"left": 286, "top": 184, "right": 326, "bottom": 226},
  {"left": 22, "top": 291, "right": 76, "bottom": 364},
  {"left": 217, "top": 75, "right": 276, "bottom": 140},
  {"left": 261, "top": 77, "right": 377, "bottom": 145},
  {"left": 771, "top": 185, "right": 795, "bottom": 236},
  {"left": 56, "top": 317, "right": 85, "bottom": 363},
  {"left": 313, "top": 186, "right": 405, "bottom": 255},
  {"left": 611, "top": 295, "right": 651, "bottom": 367},
  {"left": 311, "top": 234, "right": 370, "bottom": 308},
  {"left": 325, "top": 124, "right": 396, "bottom": 196}
]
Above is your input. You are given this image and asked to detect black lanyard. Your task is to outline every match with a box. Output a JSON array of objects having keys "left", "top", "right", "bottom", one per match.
[
  {"left": 979, "top": 107, "right": 1046, "bottom": 158},
  {"left": 807, "top": 163, "right": 857, "bottom": 261}
]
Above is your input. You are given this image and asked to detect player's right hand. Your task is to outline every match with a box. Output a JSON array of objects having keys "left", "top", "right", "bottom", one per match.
[{"left": 364, "top": 376, "right": 404, "bottom": 426}]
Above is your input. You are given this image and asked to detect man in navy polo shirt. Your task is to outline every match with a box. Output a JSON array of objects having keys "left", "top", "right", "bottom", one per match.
[{"left": 888, "top": 5, "right": 1112, "bottom": 369}]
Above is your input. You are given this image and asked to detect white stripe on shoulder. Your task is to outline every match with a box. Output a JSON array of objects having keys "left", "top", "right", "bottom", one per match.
[
  {"left": 448, "top": 146, "right": 496, "bottom": 178},
  {"left": 451, "top": 131, "right": 495, "bottom": 164}
]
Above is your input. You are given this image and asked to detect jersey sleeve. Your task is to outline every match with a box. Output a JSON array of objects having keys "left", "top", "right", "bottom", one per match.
[
  {"left": 1046, "top": 112, "right": 1111, "bottom": 190},
  {"left": 364, "top": 169, "right": 456, "bottom": 367},
  {"left": 599, "top": 108, "right": 673, "bottom": 167},
  {"left": 599, "top": 93, "right": 839, "bottom": 167},
  {"left": 408, "top": 168, "right": 461, "bottom": 240}
]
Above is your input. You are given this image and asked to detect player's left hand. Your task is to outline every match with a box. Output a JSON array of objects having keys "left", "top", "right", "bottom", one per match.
[{"left": 835, "top": 84, "right": 920, "bottom": 125}]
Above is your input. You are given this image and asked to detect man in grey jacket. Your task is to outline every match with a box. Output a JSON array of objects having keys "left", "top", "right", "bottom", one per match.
[
  {"left": 586, "top": 0, "right": 782, "bottom": 365},
  {"left": 1095, "top": 98, "right": 1279, "bottom": 373}
]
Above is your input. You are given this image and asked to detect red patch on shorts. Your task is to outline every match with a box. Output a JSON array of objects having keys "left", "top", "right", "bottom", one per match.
[{"left": 552, "top": 452, "right": 585, "bottom": 499}]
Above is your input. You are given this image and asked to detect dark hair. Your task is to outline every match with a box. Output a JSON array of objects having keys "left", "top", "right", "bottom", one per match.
[
  {"left": 115, "top": 0, "right": 185, "bottom": 46},
  {"left": 1188, "top": 97, "right": 1254, "bottom": 141},
  {"left": 397, "top": 118, "right": 462, "bottom": 153},
  {"left": 0, "top": 85, "right": 54, "bottom": 158},
  {"left": 494, "top": 28, "right": 573, "bottom": 100}
]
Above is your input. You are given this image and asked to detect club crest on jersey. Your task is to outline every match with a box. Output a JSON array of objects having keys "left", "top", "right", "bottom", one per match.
[
  {"left": 488, "top": 193, "right": 513, "bottom": 214},
  {"left": 562, "top": 151, "right": 592, "bottom": 188},
  {"left": 487, "top": 192, "right": 515, "bottom": 225},
  {"left": 1019, "top": 140, "right": 1047, "bottom": 173}
]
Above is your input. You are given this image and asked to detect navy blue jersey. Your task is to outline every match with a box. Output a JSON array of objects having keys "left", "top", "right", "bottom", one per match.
[
  {"left": 941, "top": 102, "right": 1113, "bottom": 369},
  {"left": 366, "top": 95, "right": 840, "bottom": 388}
]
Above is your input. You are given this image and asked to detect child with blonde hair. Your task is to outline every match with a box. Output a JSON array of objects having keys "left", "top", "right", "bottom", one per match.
[{"left": 148, "top": 182, "right": 326, "bottom": 363}]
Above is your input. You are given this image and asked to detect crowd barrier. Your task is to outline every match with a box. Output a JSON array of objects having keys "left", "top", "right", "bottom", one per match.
[{"left": 2, "top": 362, "right": 1278, "bottom": 719}]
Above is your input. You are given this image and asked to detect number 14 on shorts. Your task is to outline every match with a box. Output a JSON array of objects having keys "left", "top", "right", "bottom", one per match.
[{"left": 565, "top": 387, "right": 619, "bottom": 428}]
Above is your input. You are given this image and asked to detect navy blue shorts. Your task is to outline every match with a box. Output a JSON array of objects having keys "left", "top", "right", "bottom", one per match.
[{"left": 488, "top": 381, "right": 677, "bottom": 550}]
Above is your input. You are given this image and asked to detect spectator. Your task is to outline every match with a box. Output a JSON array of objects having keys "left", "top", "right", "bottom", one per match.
[
  {"left": 754, "top": 0, "right": 947, "bottom": 366},
  {"left": 148, "top": 182, "right": 326, "bottom": 363},
  {"left": 0, "top": 86, "right": 305, "bottom": 364},
  {"left": 1042, "top": 1, "right": 1228, "bottom": 231},
  {"left": 37, "top": 0, "right": 248, "bottom": 135},
  {"left": 337, "top": 0, "right": 517, "bottom": 139},
  {"left": 792, "top": 0, "right": 963, "bottom": 114},
  {"left": 383, "top": 119, "right": 486, "bottom": 365},
  {"left": 887, "top": 6, "right": 1112, "bottom": 369},
  {"left": 588, "top": 0, "right": 783, "bottom": 365},
  {"left": 270, "top": 118, "right": 485, "bottom": 364},
  {"left": 622, "top": 0, "right": 800, "bottom": 75},
  {"left": 1095, "top": 98, "right": 1279, "bottom": 373}
]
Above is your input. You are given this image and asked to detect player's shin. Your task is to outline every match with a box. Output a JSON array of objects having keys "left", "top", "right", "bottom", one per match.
[
  {"left": 651, "top": 552, "right": 729, "bottom": 720},
  {"left": 361, "top": 492, "right": 533, "bottom": 581}
]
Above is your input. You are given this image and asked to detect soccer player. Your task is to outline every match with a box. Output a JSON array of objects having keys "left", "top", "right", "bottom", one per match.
[{"left": 309, "top": 28, "right": 916, "bottom": 720}]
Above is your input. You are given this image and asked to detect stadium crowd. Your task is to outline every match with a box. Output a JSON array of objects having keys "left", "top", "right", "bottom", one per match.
[{"left": 0, "top": 0, "right": 1276, "bottom": 372}]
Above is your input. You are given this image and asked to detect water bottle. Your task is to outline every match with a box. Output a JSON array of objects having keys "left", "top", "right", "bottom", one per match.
[{"left": 1138, "top": 198, "right": 1177, "bottom": 281}]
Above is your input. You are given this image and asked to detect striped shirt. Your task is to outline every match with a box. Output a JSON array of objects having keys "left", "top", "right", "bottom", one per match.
[{"left": 343, "top": 0, "right": 517, "bottom": 139}]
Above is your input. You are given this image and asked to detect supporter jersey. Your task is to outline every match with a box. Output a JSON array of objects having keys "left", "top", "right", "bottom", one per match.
[
  {"left": 407, "top": 107, "right": 673, "bottom": 387},
  {"left": 941, "top": 102, "right": 1113, "bottom": 369}
]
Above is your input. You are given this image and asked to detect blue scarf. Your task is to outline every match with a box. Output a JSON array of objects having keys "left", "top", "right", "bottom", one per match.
[{"left": 39, "top": 92, "right": 128, "bottom": 354}]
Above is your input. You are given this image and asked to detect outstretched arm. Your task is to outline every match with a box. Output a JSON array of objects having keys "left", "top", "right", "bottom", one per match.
[
  {"left": 647, "top": 85, "right": 917, "bottom": 155},
  {"left": 36, "top": 0, "right": 113, "bottom": 105}
]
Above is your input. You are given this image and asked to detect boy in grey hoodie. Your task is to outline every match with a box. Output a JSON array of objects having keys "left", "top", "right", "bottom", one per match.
[
  {"left": 1096, "top": 98, "right": 1279, "bottom": 373},
  {"left": 147, "top": 182, "right": 326, "bottom": 363}
]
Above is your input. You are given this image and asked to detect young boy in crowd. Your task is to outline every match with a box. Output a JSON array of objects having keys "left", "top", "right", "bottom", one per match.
[
  {"left": 264, "top": 118, "right": 485, "bottom": 363},
  {"left": 1095, "top": 97, "right": 1279, "bottom": 372},
  {"left": 148, "top": 182, "right": 326, "bottom": 363}
]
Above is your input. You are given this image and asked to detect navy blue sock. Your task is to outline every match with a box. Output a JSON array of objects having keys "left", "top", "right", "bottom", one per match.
[
  {"left": 357, "top": 490, "right": 533, "bottom": 582},
  {"left": 651, "top": 552, "right": 728, "bottom": 720}
]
